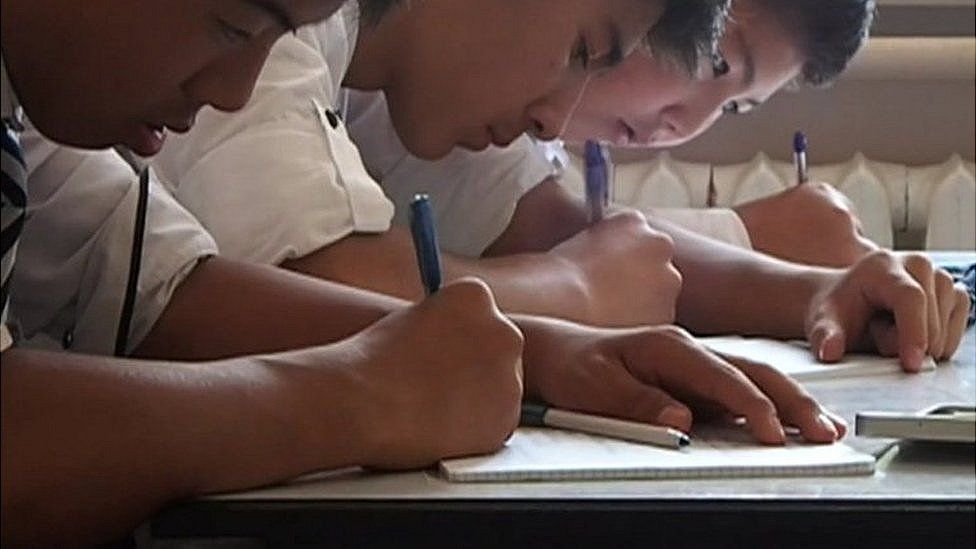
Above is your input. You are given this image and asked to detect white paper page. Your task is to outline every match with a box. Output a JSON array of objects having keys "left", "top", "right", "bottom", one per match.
[
  {"left": 440, "top": 427, "right": 875, "bottom": 483},
  {"left": 699, "top": 336, "right": 936, "bottom": 381}
]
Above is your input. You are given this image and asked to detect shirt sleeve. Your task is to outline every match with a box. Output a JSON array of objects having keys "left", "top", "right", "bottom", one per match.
[
  {"left": 345, "top": 90, "right": 555, "bottom": 258},
  {"left": 10, "top": 122, "right": 217, "bottom": 355},
  {"left": 150, "top": 30, "right": 394, "bottom": 266}
]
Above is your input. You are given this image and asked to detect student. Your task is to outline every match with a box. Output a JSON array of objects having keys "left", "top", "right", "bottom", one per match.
[
  {"left": 3, "top": 1, "right": 846, "bottom": 544},
  {"left": 1, "top": 1, "right": 527, "bottom": 544},
  {"left": 556, "top": 0, "right": 880, "bottom": 267},
  {"left": 16, "top": 0, "right": 835, "bottom": 445},
  {"left": 151, "top": 0, "right": 968, "bottom": 367}
]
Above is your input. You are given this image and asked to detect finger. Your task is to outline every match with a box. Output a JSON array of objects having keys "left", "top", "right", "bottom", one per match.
[
  {"left": 862, "top": 265, "right": 928, "bottom": 371},
  {"left": 901, "top": 254, "right": 941, "bottom": 356},
  {"left": 868, "top": 317, "right": 900, "bottom": 358},
  {"left": 931, "top": 270, "right": 956, "bottom": 358},
  {"left": 626, "top": 332, "right": 786, "bottom": 444},
  {"left": 807, "top": 313, "right": 847, "bottom": 363},
  {"left": 940, "top": 285, "right": 970, "bottom": 361},
  {"left": 559, "top": 350, "right": 694, "bottom": 432},
  {"left": 726, "top": 355, "right": 845, "bottom": 443}
]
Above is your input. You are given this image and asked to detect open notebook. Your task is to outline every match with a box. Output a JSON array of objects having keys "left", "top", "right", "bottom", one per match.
[
  {"left": 440, "top": 426, "right": 876, "bottom": 483},
  {"left": 699, "top": 336, "right": 935, "bottom": 381}
]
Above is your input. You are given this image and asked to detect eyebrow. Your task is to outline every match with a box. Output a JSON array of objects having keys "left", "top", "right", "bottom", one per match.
[{"left": 245, "top": 0, "right": 298, "bottom": 32}]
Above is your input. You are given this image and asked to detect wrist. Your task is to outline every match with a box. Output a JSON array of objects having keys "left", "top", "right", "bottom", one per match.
[
  {"left": 542, "top": 251, "right": 600, "bottom": 324},
  {"left": 787, "top": 266, "right": 842, "bottom": 337},
  {"left": 246, "top": 346, "right": 376, "bottom": 473}
]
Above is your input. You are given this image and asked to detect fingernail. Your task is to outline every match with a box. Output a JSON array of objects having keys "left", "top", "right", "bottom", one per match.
[
  {"left": 818, "top": 414, "right": 839, "bottom": 439},
  {"left": 766, "top": 415, "right": 786, "bottom": 444},
  {"left": 905, "top": 346, "right": 925, "bottom": 372}
]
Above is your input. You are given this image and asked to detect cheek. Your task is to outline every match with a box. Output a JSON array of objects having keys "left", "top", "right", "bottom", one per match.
[{"left": 384, "top": 90, "right": 457, "bottom": 160}]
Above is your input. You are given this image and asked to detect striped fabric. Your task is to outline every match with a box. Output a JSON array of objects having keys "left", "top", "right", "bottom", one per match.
[{"left": 1, "top": 120, "right": 26, "bottom": 344}]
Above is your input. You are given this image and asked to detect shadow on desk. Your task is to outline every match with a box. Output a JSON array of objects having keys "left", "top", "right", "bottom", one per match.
[
  {"left": 893, "top": 440, "right": 976, "bottom": 465},
  {"left": 152, "top": 496, "right": 976, "bottom": 549}
]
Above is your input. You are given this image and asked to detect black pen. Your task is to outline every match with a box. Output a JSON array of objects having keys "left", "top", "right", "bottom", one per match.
[
  {"left": 793, "top": 130, "right": 808, "bottom": 185},
  {"left": 409, "top": 194, "right": 443, "bottom": 295}
]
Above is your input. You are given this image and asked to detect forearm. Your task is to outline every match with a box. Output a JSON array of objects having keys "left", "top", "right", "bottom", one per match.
[
  {"left": 484, "top": 177, "right": 589, "bottom": 256},
  {"left": 646, "top": 214, "right": 835, "bottom": 337},
  {"left": 283, "top": 228, "right": 595, "bottom": 323},
  {"left": 136, "top": 256, "right": 408, "bottom": 360},
  {"left": 1, "top": 347, "right": 368, "bottom": 546}
]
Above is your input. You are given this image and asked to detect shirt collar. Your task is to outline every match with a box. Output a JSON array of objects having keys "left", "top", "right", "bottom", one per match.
[{"left": 1, "top": 52, "right": 24, "bottom": 130}]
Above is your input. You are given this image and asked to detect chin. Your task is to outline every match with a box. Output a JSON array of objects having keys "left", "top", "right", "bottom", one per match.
[
  {"left": 28, "top": 113, "right": 113, "bottom": 151},
  {"left": 398, "top": 130, "right": 454, "bottom": 161}
]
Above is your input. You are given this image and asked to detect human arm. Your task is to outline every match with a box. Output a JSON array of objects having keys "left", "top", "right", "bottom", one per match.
[
  {"left": 733, "top": 181, "right": 877, "bottom": 267},
  {"left": 282, "top": 211, "right": 681, "bottom": 327},
  {"left": 512, "top": 314, "right": 845, "bottom": 445},
  {"left": 134, "top": 255, "right": 405, "bottom": 359},
  {"left": 489, "top": 178, "right": 970, "bottom": 367},
  {"left": 648, "top": 215, "right": 969, "bottom": 367},
  {"left": 4, "top": 279, "right": 523, "bottom": 546}
]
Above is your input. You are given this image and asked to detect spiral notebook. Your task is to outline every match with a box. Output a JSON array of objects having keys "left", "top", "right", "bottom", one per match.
[{"left": 440, "top": 426, "right": 875, "bottom": 483}]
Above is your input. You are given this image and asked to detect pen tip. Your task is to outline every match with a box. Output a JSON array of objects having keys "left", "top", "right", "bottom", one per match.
[
  {"left": 678, "top": 435, "right": 691, "bottom": 447},
  {"left": 793, "top": 131, "right": 807, "bottom": 153}
]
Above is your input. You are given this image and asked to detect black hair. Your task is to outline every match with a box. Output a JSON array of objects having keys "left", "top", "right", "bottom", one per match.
[
  {"left": 758, "top": 0, "right": 876, "bottom": 86},
  {"left": 646, "top": 0, "right": 733, "bottom": 77}
]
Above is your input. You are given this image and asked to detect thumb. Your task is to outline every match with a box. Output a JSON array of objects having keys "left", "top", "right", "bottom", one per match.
[{"left": 808, "top": 315, "right": 847, "bottom": 363}]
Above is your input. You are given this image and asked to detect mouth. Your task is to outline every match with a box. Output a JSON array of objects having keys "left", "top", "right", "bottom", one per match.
[
  {"left": 126, "top": 123, "right": 168, "bottom": 157},
  {"left": 487, "top": 126, "right": 518, "bottom": 148},
  {"left": 156, "top": 115, "right": 196, "bottom": 135}
]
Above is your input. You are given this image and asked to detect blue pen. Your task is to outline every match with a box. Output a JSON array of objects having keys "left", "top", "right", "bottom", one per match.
[
  {"left": 793, "top": 130, "right": 808, "bottom": 185},
  {"left": 409, "top": 194, "right": 443, "bottom": 295},
  {"left": 584, "top": 139, "right": 611, "bottom": 223}
]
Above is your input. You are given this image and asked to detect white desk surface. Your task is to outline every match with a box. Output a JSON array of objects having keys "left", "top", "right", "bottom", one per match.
[{"left": 208, "top": 328, "right": 975, "bottom": 504}]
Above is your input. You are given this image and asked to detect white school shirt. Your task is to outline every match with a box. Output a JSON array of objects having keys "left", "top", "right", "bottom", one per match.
[
  {"left": 153, "top": 3, "right": 554, "bottom": 263},
  {"left": 5, "top": 119, "right": 217, "bottom": 354},
  {"left": 345, "top": 89, "right": 556, "bottom": 258},
  {"left": 151, "top": 3, "right": 394, "bottom": 266}
]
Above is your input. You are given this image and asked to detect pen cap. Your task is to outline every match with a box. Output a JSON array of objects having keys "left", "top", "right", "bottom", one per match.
[
  {"left": 584, "top": 139, "right": 611, "bottom": 207},
  {"left": 409, "top": 194, "right": 443, "bottom": 295},
  {"left": 793, "top": 131, "right": 807, "bottom": 154},
  {"left": 520, "top": 402, "right": 548, "bottom": 427},
  {"left": 584, "top": 139, "right": 607, "bottom": 168}
]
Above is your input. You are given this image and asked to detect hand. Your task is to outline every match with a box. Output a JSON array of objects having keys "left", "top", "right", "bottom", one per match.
[
  {"left": 550, "top": 210, "right": 682, "bottom": 326},
  {"left": 806, "top": 251, "right": 971, "bottom": 370},
  {"left": 734, "top": 182, "right": 877, "bottom": 268},
  {"left": 519, "top": 319, "right": 845, "bottom": 445},
  {"left": 327, "top": 278, "right": 524, "bottom": 469}
]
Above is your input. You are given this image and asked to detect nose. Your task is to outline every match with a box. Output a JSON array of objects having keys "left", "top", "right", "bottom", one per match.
[
  {"left": 524, "top": 73, "right": 591, "bottom": 141},
  {"left": 645, "top": 99, "right": 726, "bottom": 147},
  {"left": 182, "top": 45, "right": 270, "bottom": 113}
]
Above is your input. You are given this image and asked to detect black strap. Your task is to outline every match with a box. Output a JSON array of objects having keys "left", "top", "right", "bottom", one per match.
[{"left": 114, "top": 168, "right": 150, "bottom": 356}]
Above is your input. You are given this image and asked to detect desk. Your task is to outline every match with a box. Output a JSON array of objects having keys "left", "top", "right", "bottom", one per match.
[{"left": 152, "top": 328, "right": 976, "bottom": 548}]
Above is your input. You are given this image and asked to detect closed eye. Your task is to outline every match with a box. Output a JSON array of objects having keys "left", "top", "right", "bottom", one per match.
[
  {"left": 216, "top": 18, "right": 254, "bottom": 44},
  {"left": 722, "top": 99, "right": 761, "bottom": 115}
]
